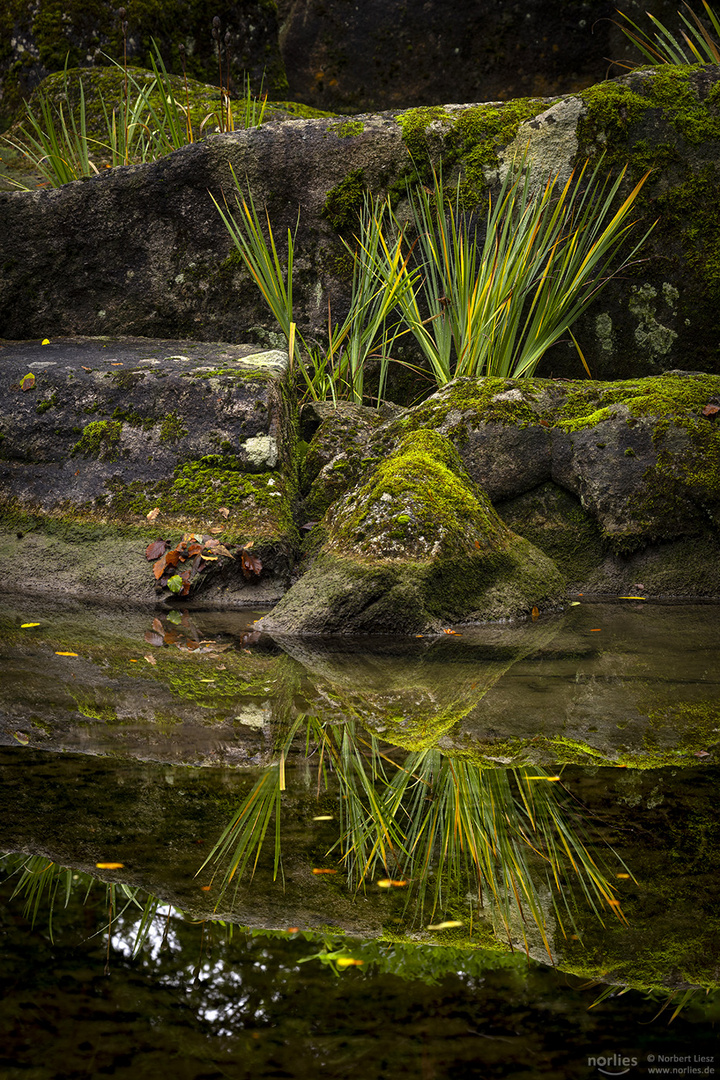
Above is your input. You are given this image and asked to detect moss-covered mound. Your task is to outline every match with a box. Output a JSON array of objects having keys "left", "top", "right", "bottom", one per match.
[{"left": 261, "top": 429, "right": 565, "bottom": 635}]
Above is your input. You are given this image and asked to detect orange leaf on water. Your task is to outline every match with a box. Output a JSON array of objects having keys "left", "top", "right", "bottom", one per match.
[
  {"left": 312, "top": 868, "right": 338, "bottom": 875},
  {"left": 531, "top": 605, "right": 539, "bottom": 620}
]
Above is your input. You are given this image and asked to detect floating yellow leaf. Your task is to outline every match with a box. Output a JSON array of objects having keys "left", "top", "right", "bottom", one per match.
[
  {"left": 618, "top": 596, "right": 646, "bottom": 600},
  {"left": 377, "top": 879, "right": 408, "bottom": 888},
  {"left": 55, "top": 651, "right": 78, "bottom": 657},
  {"left": 313, "top": 815, "right": 334, "bottom": 821},
  {"left": 426, "top": 920, "right": 464, "bottom": 930},
  {"left": 20, "top": 372, "right": 36, "bottom": 391},
  {"left": 616, "top": 873, "right": 631, "bottom": 879},
  {"left": 200, "top": 885, "right": 211, "bottom": 891},
  {"left": 41, "top": 338, "right": 50, "bottom": 345},
  {"left": 96, "top": 862, "right": 124, "bottom": 869},
  {"left": 20, "top": 622, "right": 41, "bottom": 628},
  {"left": 13, "top": 732, "right": 30, "bottom": 744},
  {"left": 525, "top": 775, "right": 561, "bottom": 781},
  {"left": 336, "top": 957, "right": 364, "bottom": 967},
  {"left": 312, "top": 868, "right": 337, "bottom": 875}
]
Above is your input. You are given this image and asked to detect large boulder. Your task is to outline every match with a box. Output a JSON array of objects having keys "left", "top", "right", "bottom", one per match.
[
  {"left": 0, "top": 336, "right": 297, "bottom": 604},
  {"left": 259, "top": 429, "right": 566, "bottom": 634},
  {"left": 300, "top": 372, "right": 720, "bottom": 599},
  {"left": 3, "top": 65, "right": 720, "bottom": 380}
]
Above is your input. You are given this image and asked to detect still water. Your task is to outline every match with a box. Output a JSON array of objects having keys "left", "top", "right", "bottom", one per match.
[{"left": 1, "top": 597, "right": 718, "bottom": 1078}]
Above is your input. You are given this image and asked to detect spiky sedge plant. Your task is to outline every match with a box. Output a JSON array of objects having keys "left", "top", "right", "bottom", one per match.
[
  {"left": 214, "top": 175, "right": 414, "bottom": 402},
  {"left": 215, "top": 156, "right": 651, "bottom": 402},
  {"left": 3, "top": 39, "right": 266, "bottom": 189},
  {"left": 615, "top": 1, "right": 720, "bottom": 67},
  {"left": 390, "top": 160, "right": 652, "bottom": 383}
]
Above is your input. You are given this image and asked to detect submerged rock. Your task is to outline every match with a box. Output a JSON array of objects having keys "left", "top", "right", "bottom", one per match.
[{"left": 260, "top": 429, "right": 565, "bottom": 634}]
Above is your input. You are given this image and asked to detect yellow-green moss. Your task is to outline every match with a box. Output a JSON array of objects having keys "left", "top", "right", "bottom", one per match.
[
  {"left": 72, "top": 419, "right": 123, "bottom": 460},
  {"left": 322, "top": 167, "right": 368, "bottom": 233},
  {"left": 327, "top": 119, "right": 365, "bottom": 138}
]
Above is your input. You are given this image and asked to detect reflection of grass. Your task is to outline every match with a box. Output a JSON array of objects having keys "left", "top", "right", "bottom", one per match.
[
  {"left": 202, "top": 717, "right": 630, "bottom": 959},
  {"left": 1, "top": 853, "right": 164, "bottom": 957}
]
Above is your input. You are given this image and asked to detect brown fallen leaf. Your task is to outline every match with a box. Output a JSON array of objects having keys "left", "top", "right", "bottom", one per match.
[
  {"left": 209, "top": 526, "right": 224, "bottom": 535},
  {"left": 152, "top": 617, "right": 164, "bottom": 633},
  {"left": 144, "top": 654, "right": 157, "bottom": 665},
  {"left": 146, "top": 507, "right": 160, "bottom": 522},
  {"left": 153, "top": 555, "right": 168, "bottom": 580},
  {"left": 144, "top": 630, "right": 164, "bottom": 647},
  {"left": 20, "top": 372, "right": 35, "bottom": 391},
  {"left": 145, "top": 539, "right": 168, "bottom": 561},
  {"left": 703, "top": 403, "right": 720, "bottom": 416},
  {"left": 531, "top": 605, "right": 539, "bottom": 621},
  {"left": 241, "top": 549, "right": 263, "bottom": 579},
  {"left": 218, "top": 507, "right": 230, "bottom": 518}
]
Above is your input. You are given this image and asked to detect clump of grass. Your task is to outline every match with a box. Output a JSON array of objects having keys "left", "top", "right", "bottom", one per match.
[
  {"left": 214, "top": 175, "right": 414, "bottom": 403},
  {"left": 2, "top": 28, "right": 267, "bottom": 190},
  {"left": 615, "top": 1, "right": 720, "bottom": 66},
  {"left": 389, "top": 159, "right": 653, "bottom": 383},
  {"left": 216, "top": 156, "right": 652, "bottom": 402}
]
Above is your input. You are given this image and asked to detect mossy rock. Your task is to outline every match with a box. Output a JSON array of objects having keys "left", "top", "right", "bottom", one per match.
[
  {"left": 0, "top": 0, "right": 287, "bottom": 132},
  {"left": 260, "top": 429, "right": 566, "bottom": 635}
]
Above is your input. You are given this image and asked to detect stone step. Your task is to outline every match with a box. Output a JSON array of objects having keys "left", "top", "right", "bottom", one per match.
[{"left": 0, "top": 335, "right": 295, "bottom": 606}]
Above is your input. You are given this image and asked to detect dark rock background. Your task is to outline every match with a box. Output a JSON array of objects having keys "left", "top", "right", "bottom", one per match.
[{"left": 0, "top": 0, "right": 690, "bottom": 129}]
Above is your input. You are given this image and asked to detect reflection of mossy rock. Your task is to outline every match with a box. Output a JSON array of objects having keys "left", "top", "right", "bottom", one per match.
[
  {"left": 277, "top": 621, "right": 563, "bottom": 750},
  {"left": 260, "top": 430, "right": 566, "bottom": 634}
]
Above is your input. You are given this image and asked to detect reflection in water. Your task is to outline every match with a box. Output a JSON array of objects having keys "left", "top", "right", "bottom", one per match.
[
  {"left": 202, "top": 715, "right": 629, "bottom": 960},
  {"left": 2, "top": 597, "right": 720, "bottom": 1073}
]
